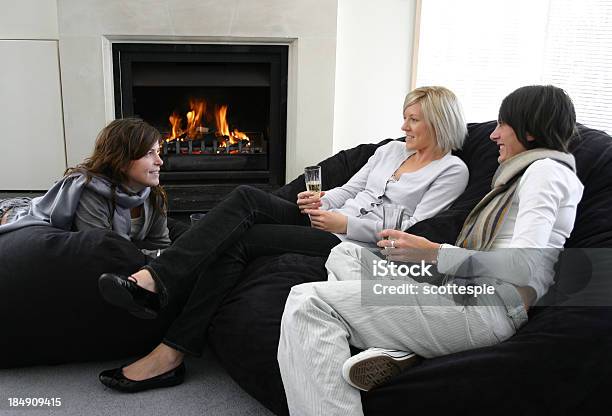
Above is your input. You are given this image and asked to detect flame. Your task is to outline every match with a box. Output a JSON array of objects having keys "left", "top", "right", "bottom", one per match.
[
  {"left": 168, "top": 112, "right": 183, "bottom": 141},
  {"left": 214, "top": 105, "right": 250, "bottom": 145},
  {"left": 166, "top": 99, "right": 250, "bottom": 148},
  {"left": 166, "top": 99, "right": 208, "bottom": 141},
  {"left": 186, "top": 99, "right": 206, "bottom": 138},
  {"left": 232, "top": 129, "right": 250, "bottom": 143},
  {"left": 215, "top": 104, "right": 230, "bottom": 137}
]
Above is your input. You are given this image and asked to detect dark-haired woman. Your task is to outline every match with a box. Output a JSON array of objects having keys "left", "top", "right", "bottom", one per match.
[
  {"left": 0, "top": 118, "right": 169, "bottom": 255},
  {"left": 278, "top": 85, "right": 585, "bottom": 416}
]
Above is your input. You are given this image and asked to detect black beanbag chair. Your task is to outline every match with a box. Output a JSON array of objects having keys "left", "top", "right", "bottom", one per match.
[{"left": 0, "top": 220, "right": 189, "bottom": 368}]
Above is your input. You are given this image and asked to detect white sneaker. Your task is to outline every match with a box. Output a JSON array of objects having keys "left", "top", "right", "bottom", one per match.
[{"left": 342, "top": 348, "right": 420, "bottom": 391}]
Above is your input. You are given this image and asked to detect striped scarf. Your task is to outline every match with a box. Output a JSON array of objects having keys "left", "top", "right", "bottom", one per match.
[{"left": 455, "top": 148, "right": 576, "bottom": 251}]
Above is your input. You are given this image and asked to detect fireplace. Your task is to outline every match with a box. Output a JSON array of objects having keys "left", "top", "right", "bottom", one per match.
[{"left": 112, "top": 43, "right": 288, "bottom": 212}]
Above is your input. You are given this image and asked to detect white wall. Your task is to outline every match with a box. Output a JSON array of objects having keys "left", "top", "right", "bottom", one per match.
[
  {"left": 333, "top": 0, "right": 416, "bottom": 153},
  {"left": 0, "top": 0, "right": 59, "bottom": 39},
  {"left": 0, "top": 0, "right": 66, "bottom": 190}
]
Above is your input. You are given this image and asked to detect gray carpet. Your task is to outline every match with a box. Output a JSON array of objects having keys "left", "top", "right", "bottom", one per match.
[{"left": 0, "top": 348, "right": 273, "bottom": 416}]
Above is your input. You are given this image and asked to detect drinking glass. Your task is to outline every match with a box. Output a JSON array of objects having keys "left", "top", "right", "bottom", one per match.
[
  {"left": 304, "top": 165, "right": 322, "bottom": 198},
  {"left": 382, "top": 204, "right": 406, "bottom": 237},
  {"left": 382, "top": 204, "right": 405, "bottom": 259}
]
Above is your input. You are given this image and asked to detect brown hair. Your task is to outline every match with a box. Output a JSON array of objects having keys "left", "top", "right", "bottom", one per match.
[{"left": 66, "top": 118, "right": 167, "bottom": 215}]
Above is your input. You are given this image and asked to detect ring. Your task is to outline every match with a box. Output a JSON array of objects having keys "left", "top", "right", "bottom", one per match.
[{"left": 390, "top": 239, "right": 395, "bottom": 248}]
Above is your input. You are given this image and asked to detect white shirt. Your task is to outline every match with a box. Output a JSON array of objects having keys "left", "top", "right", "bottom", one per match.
[
  {"left": 438, "top": 158, "right": 584, "bottom": 301},
  {"left": 321, "top": 141, "right": 469, "bottom": 244}
]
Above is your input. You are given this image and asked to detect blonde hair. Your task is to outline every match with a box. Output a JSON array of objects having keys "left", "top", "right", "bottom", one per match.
[{"left": 403, "top": 86, "right": 467, "bottom": 153}]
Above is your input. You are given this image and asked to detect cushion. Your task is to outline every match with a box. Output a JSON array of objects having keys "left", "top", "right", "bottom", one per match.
[
  {"left": 362, "top": 305, "right": 612, "bottom": 416},
  {"left": 209, "top": 254, "right": 327, "bottom": 415},
  {"left": 565, "top": 124, "right": 612, "bottom": 247},
  {"left": 0, "top": 224, "right": 186, "bottom": 368}
]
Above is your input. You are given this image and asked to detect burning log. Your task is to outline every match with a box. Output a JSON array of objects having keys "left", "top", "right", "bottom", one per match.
[
  {"left": 164, "top": 98, "right": 251, "bottom": 151},
  {"left": 162, "top": 132, "right": 263, "bottom": 156}
]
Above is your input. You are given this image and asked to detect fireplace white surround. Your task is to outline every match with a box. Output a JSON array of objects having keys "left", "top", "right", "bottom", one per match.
[
  {"left": 0, "top": 0, "right": 416, "bottom": 190},
  {"left": 60, "top": 0, "right": 340, "bottom": 184}
]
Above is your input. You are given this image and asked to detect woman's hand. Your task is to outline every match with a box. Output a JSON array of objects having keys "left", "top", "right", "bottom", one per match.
[
  {"left": 305, "top": 209, "right": 348, "bottom": 233},
  {"left": 377, "top": 229, "right": 441, "bottom": 262},
  {"left": 297, "top": 191, "right": 326, "bottom": 213}
]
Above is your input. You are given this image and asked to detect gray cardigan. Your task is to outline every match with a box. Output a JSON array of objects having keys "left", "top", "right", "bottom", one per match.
[
  {"left": 0, "top": 172, "right": 170, "bottom": 250},
  {"left": 73, "top": 186, "right": 170, "bottom": 249},
  {"left": 322, "top": 141, "right": 469, "bottom": 244}
]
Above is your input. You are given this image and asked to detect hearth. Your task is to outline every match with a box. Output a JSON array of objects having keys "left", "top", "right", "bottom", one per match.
[{"left": 112, "top": 43, "right": 288, "bottom": 212}]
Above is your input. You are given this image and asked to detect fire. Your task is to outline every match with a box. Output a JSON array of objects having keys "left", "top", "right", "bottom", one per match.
[
  {"left": 214, "top": 105, "right": 250, "bottom": 144},
  {"left": 215, "top": 104, "right": 230, "bottom": 137},
  {"left": 231, "top": 129, "right": 250, "bottom": 145},
  {"left": 165, "top": 99, "right": 250, "bottom": 147},
  {"left": 168, "top": 112, "right": 183, "bottom": 141},
  {"left": 166, "top": 99, "right": 208, "bottom": 141},
  {"left": 186, "top": 111, "right": 194, "bottom": 126},
  {"left": 213, "top": 104, "right": 250, "bottom": 147},
  {"left": 186, "top": 98, "right": 206, "bottom": 138}
]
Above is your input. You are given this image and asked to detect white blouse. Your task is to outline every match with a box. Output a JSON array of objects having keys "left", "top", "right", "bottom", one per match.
[
  {"left": 321, "top": 141, "right": 469, "bottom": 244},
  {"left": 438, "top": 158, "right": 584, "bottom": 301}
]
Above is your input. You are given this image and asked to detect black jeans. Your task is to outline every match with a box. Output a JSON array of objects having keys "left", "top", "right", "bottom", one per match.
[
  {"left": 144, "top": 185, "right": 341, "bottom": 355},
  {"left": 162, "top": 223, "right": 340, "bottom": 355}
]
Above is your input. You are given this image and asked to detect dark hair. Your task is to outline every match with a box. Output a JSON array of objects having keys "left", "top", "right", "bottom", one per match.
[
  {"left": 66, "top": 118, "right": 167, "bottom": 214},
  {"left": 498, "top": 85, "right": 576, "bottom": 152}
]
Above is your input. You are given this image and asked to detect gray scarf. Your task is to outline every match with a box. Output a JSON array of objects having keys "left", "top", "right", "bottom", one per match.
[
  {"left": 455, "top": 148, "right": 576, "bottom": 250},
  {"left": 0, "top": 172, "right": 150, "bottom": 239}
]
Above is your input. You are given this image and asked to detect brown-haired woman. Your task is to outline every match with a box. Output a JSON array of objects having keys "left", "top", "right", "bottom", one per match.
[{"left": 0, "top": 118, "right": 170, "bottom": 255}]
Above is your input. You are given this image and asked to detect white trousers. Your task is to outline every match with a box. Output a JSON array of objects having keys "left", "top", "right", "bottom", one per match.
[{"left": 278, "top": 242, "right": 518, "bottom": 416}]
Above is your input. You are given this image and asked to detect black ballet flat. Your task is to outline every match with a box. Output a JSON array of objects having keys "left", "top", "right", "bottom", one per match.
[
  {"left": 99, "top": 362, "right": 186, "bottom": 393},
  {"left": 98, "top": 273, "right": 160, "bottom": 319}
]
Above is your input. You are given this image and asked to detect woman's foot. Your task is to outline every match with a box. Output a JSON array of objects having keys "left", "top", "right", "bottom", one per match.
[
  {"left": 99, "top": 345, "right": 186, "bottom": 393},
  {"left": 130, "top": 269, "right": 157, "bottom": 293},
  {"left": 342, "top": 348, "right": 421, "bottom": 391},
  {"left": 123, "top": 344, "right": 185, "bottom": 381},
  {"left": 98, "top": 272, "right": 160, "bottom": 319}
]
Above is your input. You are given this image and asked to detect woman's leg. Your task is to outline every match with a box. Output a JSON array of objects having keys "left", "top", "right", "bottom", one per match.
[
  {"left": 122, "top": 224, "right": 340, "bottom": 379},
  {"left": 131, "top": 186, "right": 311, "bottom": 303},
  {"left": 121, "top": 343, "right": 185, "bottom": 381},
  {"left": 164, "top": 224, "right": 340, "bottom": 355},
  {"left": 278, "top": 243, "right": 505, "bottom": 416}
]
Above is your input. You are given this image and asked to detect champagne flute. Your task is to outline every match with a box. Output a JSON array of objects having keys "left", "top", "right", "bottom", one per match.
[
  {"left": 304, "top": 165, "right": 322, "bottom": 198},
  {"left": 304, "top": 165, "right": 322, "bottom": 220}
]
